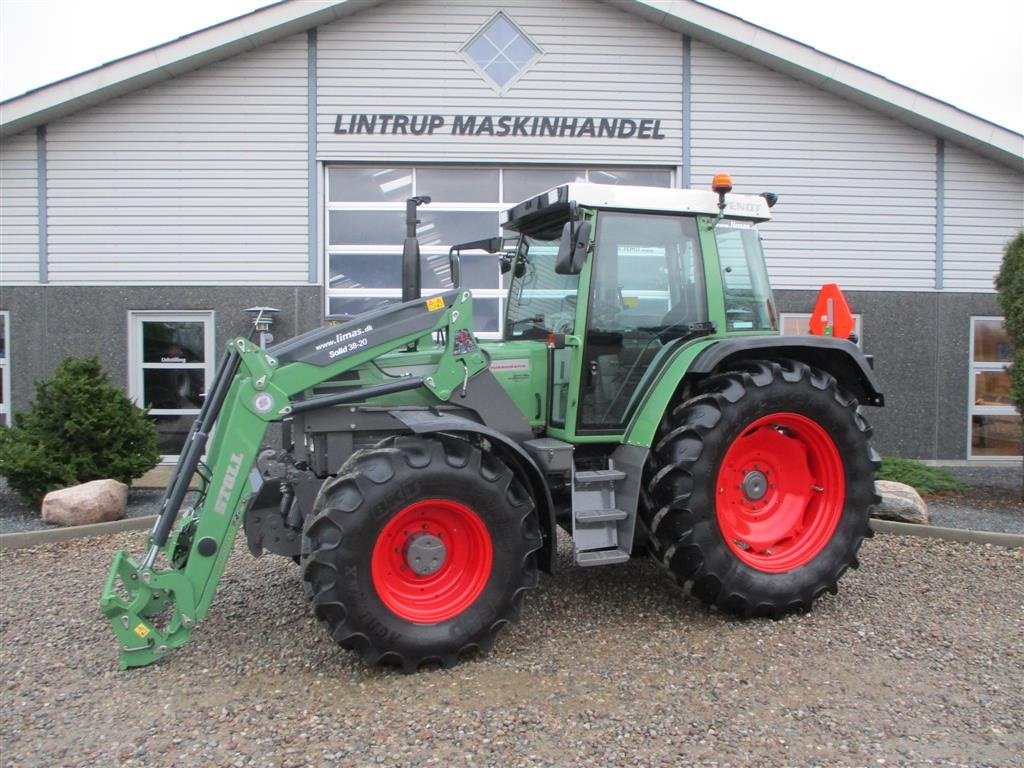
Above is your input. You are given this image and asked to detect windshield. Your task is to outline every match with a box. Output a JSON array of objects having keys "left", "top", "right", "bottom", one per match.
[{"left": 504, "top": 234, "right": 581, "bottom": 339}]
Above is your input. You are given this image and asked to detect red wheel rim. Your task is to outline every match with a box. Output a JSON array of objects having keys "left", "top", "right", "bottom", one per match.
[
  {"left": 371, "top": 499, "right": 493, "bottom": 623},
  {"left": 715, "top": 412, "right": 845, "bottom": 573}
]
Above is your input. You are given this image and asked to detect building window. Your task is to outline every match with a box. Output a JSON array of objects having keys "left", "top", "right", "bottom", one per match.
[
  {"left": 129, "top": 312, "right": 214, "bottom": 458},
  {"left": 969, "top": 316, "right": 1020, "bottom": 459},
  {"left": 461, "top": 12, "right": 542, "bottom": 92},
  {"left": 325, "top": 166, "right": 673, "bottom": 337},
  {"left": 779, "top": 312, "right": 863, "bottom": 346},
  {"left": 0, "top": 312, "right": 9, "bottom": 426}
]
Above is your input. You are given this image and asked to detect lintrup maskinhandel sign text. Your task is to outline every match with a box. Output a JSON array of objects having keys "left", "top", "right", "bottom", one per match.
[{"left": 334, "top": 113, "right": 668, "bottom": 140}]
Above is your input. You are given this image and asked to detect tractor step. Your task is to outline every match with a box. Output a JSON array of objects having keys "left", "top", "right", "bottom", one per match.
[
  {"left": 571, "top": 458, "right": 634, "bottom": 567},
  {"left": 575, "top": 469, "right": 627, "bottom": 483},
  {"left": 576, "top": 548, "right": 631, "bottom": 567},
  {"left": 575, "top": 508, "right": 628, "bottom": 524}
]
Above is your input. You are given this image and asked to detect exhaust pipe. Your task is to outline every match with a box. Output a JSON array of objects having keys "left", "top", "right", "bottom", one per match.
[{"left": 402, "top": 196, "right": 431, "bottom": 303}]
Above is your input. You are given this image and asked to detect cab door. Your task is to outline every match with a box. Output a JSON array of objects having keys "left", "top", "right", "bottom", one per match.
[{"left": 575, "top": 212, "right": 706, "bottom": 435}]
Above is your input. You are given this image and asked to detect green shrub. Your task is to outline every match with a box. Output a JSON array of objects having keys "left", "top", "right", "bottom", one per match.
[
  {"left": 0, "top": 356, "right": 160, "bottom": 509},
  {"left": 995, "top": 230, "right": 1024, "bottom": 447},
  {"left": 876, "top": 457, "right": 965, "bottom": 496}
]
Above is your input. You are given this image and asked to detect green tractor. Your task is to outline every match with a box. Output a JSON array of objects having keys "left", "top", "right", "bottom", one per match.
[{"left": 101, "top": 176, "right": 883, "bottom": 672}]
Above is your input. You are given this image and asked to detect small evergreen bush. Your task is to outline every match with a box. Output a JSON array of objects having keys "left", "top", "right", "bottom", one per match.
[
  {"left": 876, "top": 457, "right": 964, "bottom": 496},
  {"left": 0, "top": 356, "right": 160, "bottom": 509},
  {"left": 995, "top": 230, "right": 1024, "bottom": 447}
]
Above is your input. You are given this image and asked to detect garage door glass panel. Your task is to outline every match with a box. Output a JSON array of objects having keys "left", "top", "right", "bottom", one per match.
[
  {"left": 329, "top": 296, "right": 400, "bottom": 317},
  {"left": 473, "top": 299, "right": 500, "bottom": 332},
  {"left": 329, "top": 211, "right": 405, "bottom": 246},
  {"left": 417, "top": 169, "right": 499, "bottom": 202},
  {"left": 503, "top": 169, "right": 586, "bottom": 203},
  {"left": 329, "top": 253, "right": 401, "bottom": 289},
  {"left": 589, "top": 169, "right": 672, "bottom": 187},
  {"left": 416, "top": 211, "right": 497, "bottom": 247},
  {"left": 328, "top": 168, "right": 413, "bottom": 202},
  {"left": 456, "top": 252, "right": 500, "bottom": 289}
]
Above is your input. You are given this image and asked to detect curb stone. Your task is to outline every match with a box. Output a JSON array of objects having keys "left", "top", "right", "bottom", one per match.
[
  {"left": 869, "top": 518, "right": 1024, "bottom": 548},
  {"left": 1, "top": 514, "right": 1020, "bottom": 551},
  {"left": 0, "top": 515, "right": 156, "bottom": 550}
]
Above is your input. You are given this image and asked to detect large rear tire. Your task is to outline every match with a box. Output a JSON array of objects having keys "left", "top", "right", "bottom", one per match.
[
  {"left": 643, "top": 359, "right": 880, "bottom": 617},
  {"left": 302, "top": 435, "right": 541, "bottom": 671}
]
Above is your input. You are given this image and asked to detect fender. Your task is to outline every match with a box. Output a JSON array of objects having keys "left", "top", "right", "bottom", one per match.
[
  {"left": 626, "top": 335, "right": 884, "bottom": 448},
  {"left": 389, "top": 409, "right": 559, "bottom": 575},
  {"left": 689, "top": 336, "right": 884, "bottom": 406}
]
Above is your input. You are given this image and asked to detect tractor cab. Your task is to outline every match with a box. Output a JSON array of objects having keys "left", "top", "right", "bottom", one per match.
[{"left": 495, "top": 181, "right": 778, "bottom": 437}]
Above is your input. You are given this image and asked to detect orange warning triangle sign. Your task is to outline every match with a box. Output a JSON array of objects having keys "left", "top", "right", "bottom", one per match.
[{"left": 808, "top": 283, "right": 854, "bottom": 339}]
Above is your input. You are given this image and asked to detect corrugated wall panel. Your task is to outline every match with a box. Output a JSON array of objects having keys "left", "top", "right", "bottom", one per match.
[
  {"left": 943, "top": 143, "right": 1024, "bottom": 292},
  {"left": 44, "top": 36, "right": 309, "bottom": 286},
  {"left": 691, "top": 42, "right": 938, "bottom": 291},
  {"left": 316, "top": 0, "right": 683, "bottom": 164},
  {"left": 0, "top": 132, "right": 39, "bottom": 286}
]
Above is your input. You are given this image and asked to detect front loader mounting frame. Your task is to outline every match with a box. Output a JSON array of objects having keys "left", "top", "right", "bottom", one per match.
[{"left": 99, "top": 289, "right": 488, "bottom": 669}]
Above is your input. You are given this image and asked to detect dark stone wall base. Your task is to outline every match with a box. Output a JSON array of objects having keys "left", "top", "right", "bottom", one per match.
[
  {"left": 1, "top": 286, "right": 1005, "bottom": 459},
  {"left": 775, "top": 289, "right": 1002, "bottom": 459}
]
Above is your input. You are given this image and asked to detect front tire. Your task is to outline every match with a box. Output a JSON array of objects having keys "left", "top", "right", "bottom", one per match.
[
  {"left": 302, "top": 435, "right": 541, "bottom": 671},
  {"left": 643, "top": 359, "right": 880, "bottom": 617}
]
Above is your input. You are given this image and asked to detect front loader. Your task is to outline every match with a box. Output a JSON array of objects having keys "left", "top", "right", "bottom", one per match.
[{"left": 101, "top": 176, "right": 884, "bottom": 672}]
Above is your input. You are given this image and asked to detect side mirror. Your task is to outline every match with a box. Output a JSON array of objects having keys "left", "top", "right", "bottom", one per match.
[{"left": 555, "top": 220, "right": 591, "bottom": 275}]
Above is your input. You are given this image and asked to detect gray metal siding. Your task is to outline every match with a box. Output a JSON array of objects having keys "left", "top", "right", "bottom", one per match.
[
  {"left": 690, "top": 41, "right": 938, "bottom": 291},
  {"left": 943, "top": 143, "right": 1024, "bottom": 292},
  {"left": 316, "top": 0, "right": 683, "bottom": 164},
  {"left": 0, "top": 131, "right": 39, "bottom": 286},
  {"left": 43, "top": 36, "right": 310, "bottom": 286}
]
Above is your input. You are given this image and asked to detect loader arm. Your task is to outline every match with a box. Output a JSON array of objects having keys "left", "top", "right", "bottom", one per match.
[{"left": 100, "top": 289, "right": 487, "bottom": 669}]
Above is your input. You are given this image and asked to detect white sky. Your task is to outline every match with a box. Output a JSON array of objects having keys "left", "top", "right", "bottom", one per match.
[{"left": 1, "top": 0, "right": 1022, "bottom": 134}]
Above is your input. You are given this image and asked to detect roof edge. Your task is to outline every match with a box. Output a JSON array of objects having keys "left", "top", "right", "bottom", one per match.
[
  {"left": 2, "top": 0, "right": 1021, "bottom": 171},
  {"left": 0, "top": 0, "right": 384, "bottom": 139},
  {"left": 610, "top": 0, "right": 1023, "bottom": 170}
]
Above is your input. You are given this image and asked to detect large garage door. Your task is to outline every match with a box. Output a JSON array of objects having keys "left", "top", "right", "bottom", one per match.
[{"left": 325, "top": 166, "right": 672, "bottom": 337}]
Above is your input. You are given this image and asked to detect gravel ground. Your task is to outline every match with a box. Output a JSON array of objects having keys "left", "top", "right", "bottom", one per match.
[{"left": 2, "top": 530, "right": 1022, "bottom": 767}]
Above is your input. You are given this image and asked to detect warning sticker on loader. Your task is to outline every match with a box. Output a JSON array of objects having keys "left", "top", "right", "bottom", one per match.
[
  {"left": 425, "top": 296, "right": 445, "bottom": 312},
  {"left": 134, "top": 623, "right": 151, "bottom": 639}
]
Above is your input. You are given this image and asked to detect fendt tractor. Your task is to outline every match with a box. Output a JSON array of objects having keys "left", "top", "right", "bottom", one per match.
[{"left": 101, "top": 175, "right": 884, "bottom": 672}]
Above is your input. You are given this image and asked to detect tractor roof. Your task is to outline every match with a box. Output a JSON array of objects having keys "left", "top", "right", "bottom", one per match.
[{"left": 501, "top": 183, "right": 772, "bottom": 234}]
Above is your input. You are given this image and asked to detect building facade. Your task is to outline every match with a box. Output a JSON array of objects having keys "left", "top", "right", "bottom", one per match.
[{"left": 1, "top": 0, "right": 1022, "bottom": 459}]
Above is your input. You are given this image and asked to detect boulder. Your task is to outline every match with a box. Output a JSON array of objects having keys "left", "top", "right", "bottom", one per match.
[
  {"left": 41, "top": 479, "right": 128, "bottom": 526},
  {"left": 870, "top": 480, "right": 929, "bottom": 524}
]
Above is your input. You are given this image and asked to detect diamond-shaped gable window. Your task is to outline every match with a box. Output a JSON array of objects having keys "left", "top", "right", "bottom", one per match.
[{"left": 461, "top": 13, "right": 542, "bottom": 92}]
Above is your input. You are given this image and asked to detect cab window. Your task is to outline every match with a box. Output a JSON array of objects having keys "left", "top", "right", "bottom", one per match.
[{"left": 715, "top": 224, "right": 776, "bottom": 332}]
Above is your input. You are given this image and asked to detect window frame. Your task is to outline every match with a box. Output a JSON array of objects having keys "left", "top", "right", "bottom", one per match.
[
  {"left": 128, "top": 311, "right": 216, "bottom": 461},
  {"left": 968, "top": 315, "right": 1020, "bottom": 460}
]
